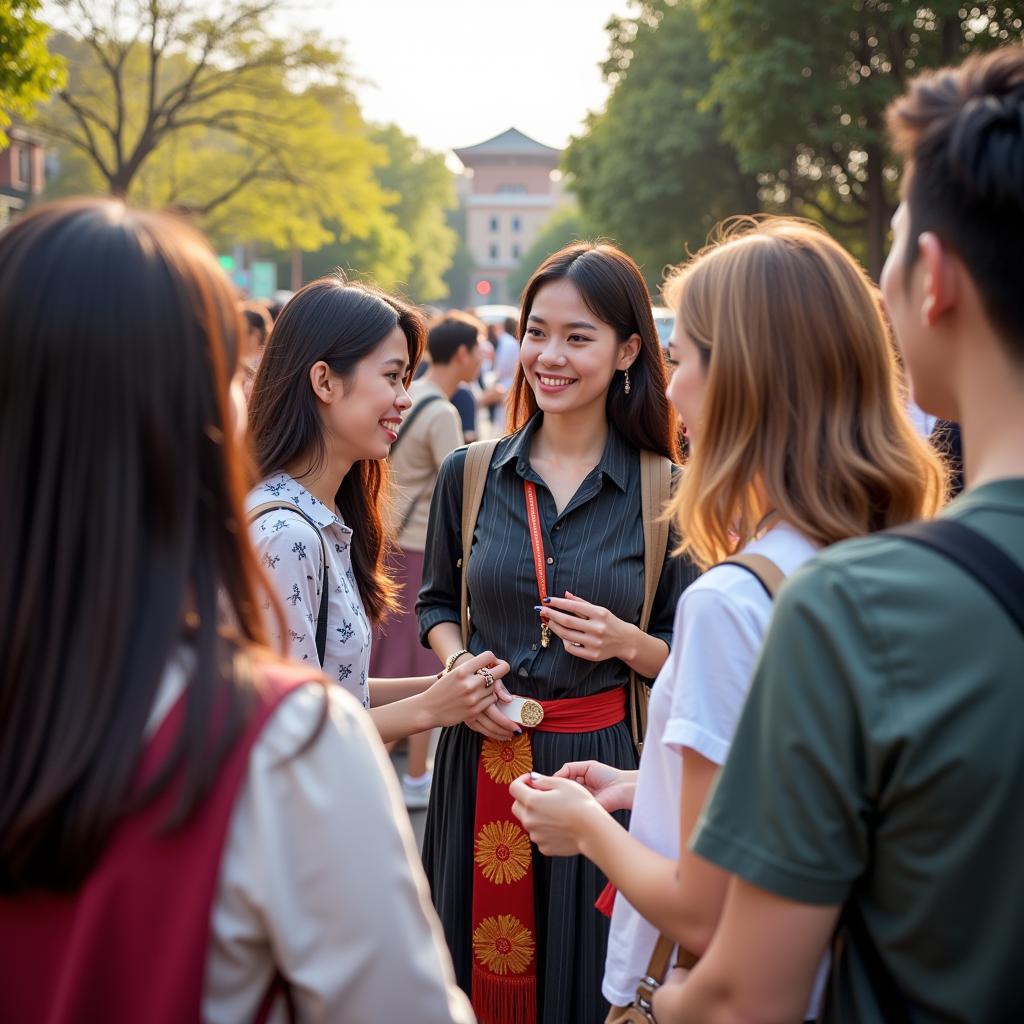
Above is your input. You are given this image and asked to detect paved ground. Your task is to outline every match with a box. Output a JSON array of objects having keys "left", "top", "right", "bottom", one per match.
[{"left": 391, "top": 746, "right": 428, "bottom": 850}]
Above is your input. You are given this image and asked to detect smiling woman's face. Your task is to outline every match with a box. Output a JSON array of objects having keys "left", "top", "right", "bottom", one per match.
[
  {"left": 520, "top": 279, "right": 635, "bottom": 416},
  {"left": 320, "top": 325, "right": 413, "bottom": 464}
]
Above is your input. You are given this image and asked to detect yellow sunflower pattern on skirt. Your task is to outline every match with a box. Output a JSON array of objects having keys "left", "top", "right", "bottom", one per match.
[
  {"left": 480, "top": 732, "right": 533, "bottom": 785},
  {"left": 474, "top": 820, "right": 532, "bottom": 885},
  {"left": 472, "top": 914, "right": 535, "bottom": 975}
]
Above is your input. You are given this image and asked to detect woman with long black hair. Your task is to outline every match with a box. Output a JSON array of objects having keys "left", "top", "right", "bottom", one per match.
[
  {"left": 417, "top": 243, "right": 698, "bottom": 1023},
  {"left": 246, "top": 276, "right": 512, "bottom": 744},
  {"left": 0, "top": 199, "right": 474, "bottom": 1023}
]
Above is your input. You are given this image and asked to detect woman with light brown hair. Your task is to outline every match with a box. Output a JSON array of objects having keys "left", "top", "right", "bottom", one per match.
[{"left": 509, "top": 216, "right": 946, "bottom": 1021}]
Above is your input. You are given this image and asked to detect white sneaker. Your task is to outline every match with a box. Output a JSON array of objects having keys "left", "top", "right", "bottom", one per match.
[{"left": 402, "top": 772, "right": 432, "bottom": 811}]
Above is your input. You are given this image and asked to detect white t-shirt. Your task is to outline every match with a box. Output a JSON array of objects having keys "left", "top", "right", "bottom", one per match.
[
  {"left": 247, "top": 473, "right": 372, "bottom": 707},
  {"left": 602, "top": 522, "right": 828, "bottom": 1013}
]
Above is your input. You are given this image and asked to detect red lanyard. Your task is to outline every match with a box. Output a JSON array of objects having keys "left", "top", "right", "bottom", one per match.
[{"left": 523, "top": 481, "right": 552, "bottom": 648}]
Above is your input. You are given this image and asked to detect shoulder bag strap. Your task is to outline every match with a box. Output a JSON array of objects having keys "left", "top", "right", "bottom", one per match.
[
  {"left": 249, "top": 501, "right": 330, "bottom": 666},
  {"left": 392, "top": 394, "right": 449, "bottom": 542},
  {"left": 630, "top": 934, "right": 677, "bottom": 1016},
  {"left": 459, "top": 439, "right": 501, "bottom": 647},
  {"left": 719, "top": 553, "right": 786, "bottom": 601},
  {"left": 888, "top": 519, "right": 1024, "bottom": 634},
  {"left": 628, "top": 452, "right": 674, "bottom": 756}
]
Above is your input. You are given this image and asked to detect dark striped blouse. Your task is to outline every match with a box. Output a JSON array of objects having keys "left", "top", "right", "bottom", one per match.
[{"left": 417, "top": 414, "right": 698, "bottom": 700}]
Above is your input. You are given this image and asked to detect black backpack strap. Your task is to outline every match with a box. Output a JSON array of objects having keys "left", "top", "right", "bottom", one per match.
[
  {"left": 389, "top": 393, "right": 444, "bottom": 456},
  {"left": 250, "top": 501, "right": 330, "bottom": 666},
  {"left": 888, "top": 519, "right": 1024, "bottom": 634}
]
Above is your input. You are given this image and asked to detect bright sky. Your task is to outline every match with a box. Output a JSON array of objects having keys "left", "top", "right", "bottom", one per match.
[{"left": 299, "top": 0, "right": 623, "bottom": 161}]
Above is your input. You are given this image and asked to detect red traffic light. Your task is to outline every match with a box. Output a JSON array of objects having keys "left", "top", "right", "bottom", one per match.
[{"left": 475, "top": 279, "right": 492, "bottom": 296}]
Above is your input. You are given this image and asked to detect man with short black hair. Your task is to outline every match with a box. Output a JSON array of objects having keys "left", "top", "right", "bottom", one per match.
[{"left": 653, "top": 46, "right": 1024, "bottom": 1023}]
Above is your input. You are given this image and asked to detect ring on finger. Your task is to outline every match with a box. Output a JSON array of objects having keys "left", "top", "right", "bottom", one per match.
[
  {"left": 571, "top": 642, "right": 584, "bottom": 648},
  {"left": 479, "top": 668, "right": 495, "bottom": 688}
]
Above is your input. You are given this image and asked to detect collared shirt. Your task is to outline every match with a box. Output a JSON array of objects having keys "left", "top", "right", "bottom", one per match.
[
  {"left": 417, "top": 415, "right": 699, "bottom": 700},
  {"left": 246, "top": 473, "right": 371, "bottom": 707}
]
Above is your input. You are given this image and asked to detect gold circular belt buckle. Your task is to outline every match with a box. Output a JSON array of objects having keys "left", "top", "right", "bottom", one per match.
[{"left": 520, "top": 698, "right": 544, "bottom": 728}]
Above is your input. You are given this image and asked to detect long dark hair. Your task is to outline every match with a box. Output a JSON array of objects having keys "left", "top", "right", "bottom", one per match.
[
  {"left": 0, "top": 198, "right": 272, "bottom": 892},
  {"left": 510, "top": 243, "right": 681, "bottom": 462},
  {"left": 247, "top": 276, "right": 425, "bottom": 625}
]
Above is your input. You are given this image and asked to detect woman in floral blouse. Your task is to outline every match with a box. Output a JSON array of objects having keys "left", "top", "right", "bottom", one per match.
[{"left": 247, "top": 276, "right": 514, "bottom": 743}]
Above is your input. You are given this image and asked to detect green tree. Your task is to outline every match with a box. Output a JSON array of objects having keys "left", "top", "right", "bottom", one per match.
[
  {"left": 41, "top": 1, "right": 393, "bottom": 256},
  {"left": 699, "top": 0, "right": 1024, "bottom": 276},
  {"left": 0, "top": 0, "right": 65, "bottom": 144},
  {"left": 442, "top": 202, "right": 475, "bottom": 309},
  {"left": 507, "top": 205, "right": 597, "bottom": 299},
  {"left": 565, "top": 0, "right": 758, "bottom": 284},
  {"left": 300, "top": 124, "right": 458, "bottom": 302}
]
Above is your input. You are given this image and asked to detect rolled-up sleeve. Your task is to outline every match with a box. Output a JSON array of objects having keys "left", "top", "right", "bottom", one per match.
[{"left": 416, "top": 447, "right": 467, "bottom": 646}]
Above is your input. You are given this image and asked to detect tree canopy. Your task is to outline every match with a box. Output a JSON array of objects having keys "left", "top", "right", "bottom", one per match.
[
  {"left": 41, "top": 0, "right": 394, "bottom": 254},
  {"left": 0, "top": 0, "right": 65, "bottom": 145},
  {"left": 697, "top": 0, "right": 1024, "bottom": 274},
  {"left": 569, "top": 0, "right": 1024, "bottom": 279},
  {"left": 564, "top": 0, "right": 758, "bottom": 284}
]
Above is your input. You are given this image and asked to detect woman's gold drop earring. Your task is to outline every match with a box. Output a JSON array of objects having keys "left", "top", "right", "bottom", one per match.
[{"left": 624, "top": 367, "right": 631, "bottom": 395}]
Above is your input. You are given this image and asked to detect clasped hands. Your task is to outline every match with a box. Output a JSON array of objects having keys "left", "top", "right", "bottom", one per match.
[{"left": 509, "top": 759, "right": 637, "bottom": 856}]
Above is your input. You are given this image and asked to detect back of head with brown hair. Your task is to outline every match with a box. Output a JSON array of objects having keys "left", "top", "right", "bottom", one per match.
[
  {"left": 665, "top": 216, "right": 947, "bottom": 571},
  {"left": 886, "top": 45, "right": 1024, "bottom": 362}
]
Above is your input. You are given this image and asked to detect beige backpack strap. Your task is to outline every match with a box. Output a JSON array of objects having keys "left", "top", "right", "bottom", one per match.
[
  {"left": 638, "top": 451, "right": 673, "bottom": 632},
  {"left": 719, "top": 553, "right": 786, "bottom": 600},
  {"left": 459, "top": 439, "right": 501, "bottom": 646},
  {"left": 628, "top": 451, "right": 674, "bottom": 755}
]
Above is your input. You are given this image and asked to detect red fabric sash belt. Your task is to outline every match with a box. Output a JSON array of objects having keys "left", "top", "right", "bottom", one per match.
[
  {"left": 533, "top": 686, "right": 625, "bottom": 733},
  {"left": 470, "top": 687, "right": 626, "bottom": 1024}
]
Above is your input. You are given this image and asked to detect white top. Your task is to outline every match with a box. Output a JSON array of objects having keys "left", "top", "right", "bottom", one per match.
[
  {"left": 247, "top": 474, "right": 372, "bottom": 707},
  {"left": 148, "top": 657, "right": 474, "bottom": 1023},
  {"left": 493, "top": 331, "right": 520, "bottom": 388},
  {"left": 602, "top": 522, "right": 828, "bottom": 1014},
  {"left": 907, "top": 400, "right": 938, "bottom": 439},
  {"left": 491, "top": 331, "right": 520, "bottom": 432}
]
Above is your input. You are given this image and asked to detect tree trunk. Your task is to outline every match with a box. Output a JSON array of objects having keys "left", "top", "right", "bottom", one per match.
[
  {"left": 865, "top": 142, "right": 888, "bottom": 281},
  {"left": 290, "top": 248, "right": 303, "bottom": 291}
]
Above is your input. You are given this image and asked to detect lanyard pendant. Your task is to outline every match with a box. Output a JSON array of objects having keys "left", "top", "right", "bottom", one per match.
[{"left": 540, "top": 621, "right": 551, "bottom": 648}]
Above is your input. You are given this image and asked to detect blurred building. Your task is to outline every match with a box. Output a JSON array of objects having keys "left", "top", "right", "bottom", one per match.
[
  {"left": 453, "top": 127, "right": 566, "bottom": 307},
  {"left": 0, "top": 124, "right": 46, "bottom": 228}
]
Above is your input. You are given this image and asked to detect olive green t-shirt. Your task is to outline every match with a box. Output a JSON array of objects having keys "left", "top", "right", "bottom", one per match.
[{"left": 693, "top": 479, "right": 1024, "bottom": 1023}]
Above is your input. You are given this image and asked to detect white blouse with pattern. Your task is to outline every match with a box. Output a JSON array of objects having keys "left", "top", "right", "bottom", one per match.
[{"left": 246, "top": 473, "right": 372, "bottom": 707}]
